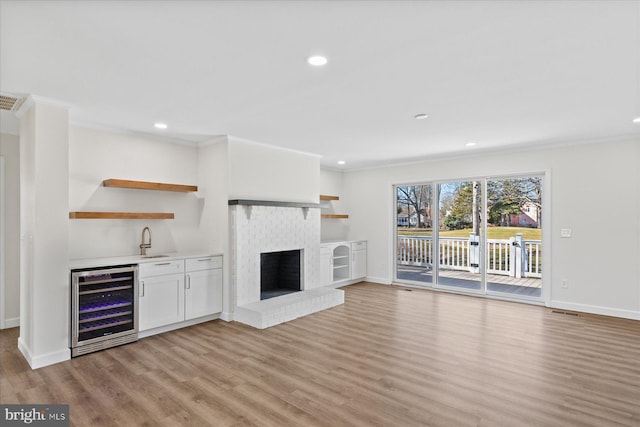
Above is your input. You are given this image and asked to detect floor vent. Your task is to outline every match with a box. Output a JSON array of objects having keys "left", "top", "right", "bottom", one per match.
[
  {"left": 551, "top": 310, "right": 580, "bottom": 317},
  {"left": 0, "top": 94, "right": 25, "bottom": 112}
]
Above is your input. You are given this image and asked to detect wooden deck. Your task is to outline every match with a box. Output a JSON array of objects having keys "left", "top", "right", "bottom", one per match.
[{"left": 397, "top": 265, "right": 542, "bottom": 297}]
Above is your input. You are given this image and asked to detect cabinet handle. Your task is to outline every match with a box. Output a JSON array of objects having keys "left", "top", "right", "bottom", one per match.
[
  {"left": 140, "top": 281, "right": 145, "bottom": 297},
  {"left": 197, "top": 258, "right": 212, "bottom": 262},
  {"left": 186, "top": 274, "right": 191, "bottom": 289},
  {"left": 154, "top": 262, "right": 171, "bottom": 266}
]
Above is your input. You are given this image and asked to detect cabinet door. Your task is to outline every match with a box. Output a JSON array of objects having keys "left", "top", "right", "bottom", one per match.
[
  {"left": 351, "top": 249, "right": 367, "bottom": 280},
  {"left": 320, "top": 247, "right": 332, "bottom": 286},
  {"left": 185, "top": 268, "right": 222, "bottom": 320},
  {"left": 139, "top": 273, "right": 185, "bottom": 331}
]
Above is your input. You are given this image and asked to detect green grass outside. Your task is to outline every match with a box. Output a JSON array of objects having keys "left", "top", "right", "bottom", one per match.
[{"left": 397, "top": 226, "right": 542, "bottom": 240}]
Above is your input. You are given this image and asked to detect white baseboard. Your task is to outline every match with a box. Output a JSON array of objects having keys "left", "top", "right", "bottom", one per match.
[
  {"left": 1, "top": 316, "right": 19, "bottom": 329},
  {"left": 220, "top": 311, "right": 233, "bottom": 322},
  {"left": 18, "top": 337, "right": 70, "bottom": 369},
  {"left": 364, "top": 276, "right": 392, "bottom": 285},
  {"left": 550, "top": 300, "right": 640, "bottom": 321},
  {"left": 138, "top": 313, "right": 221, "bottom": 339}
]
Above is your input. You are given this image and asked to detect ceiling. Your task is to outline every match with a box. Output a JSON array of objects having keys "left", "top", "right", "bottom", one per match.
[{"left": 1, "top": 0, "right": 639, "bottom": 170}]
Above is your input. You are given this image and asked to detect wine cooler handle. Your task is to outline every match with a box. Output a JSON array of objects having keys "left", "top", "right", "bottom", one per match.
[
  {"left": 140, "top": 281, "right": 145, "bottom": 297},
  {"left": 186, "top": 274, "right": 191, "bottom": 289}
]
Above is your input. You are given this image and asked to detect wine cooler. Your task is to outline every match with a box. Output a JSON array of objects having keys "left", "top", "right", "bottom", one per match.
[{"left": 71, "top": 265, "right": 139, "bottom": 357}]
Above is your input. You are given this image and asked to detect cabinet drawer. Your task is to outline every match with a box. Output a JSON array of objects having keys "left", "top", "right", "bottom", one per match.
[
  {"left": 351, "top": 241, "right": 367, "bottom": 251},
  {"left": 185, "top": 256, "right": 222, "bottom": 272},
  {"left": 139, "top": 260, "right": 185, "bottom": 278}
]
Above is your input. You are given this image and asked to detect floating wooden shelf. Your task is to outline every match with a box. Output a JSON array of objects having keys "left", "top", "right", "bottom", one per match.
[
  {"left": 103, "top": 179, "right": 197, "bottom": 192},
  {"left": 69, "top": 212, "right": 175, "bottom": 220},
  {"left": 320, "top": 194, "right": 340, "bottom": 201},
  {"left": 321, "top": 214, "right": 349, "bottom": 219}
]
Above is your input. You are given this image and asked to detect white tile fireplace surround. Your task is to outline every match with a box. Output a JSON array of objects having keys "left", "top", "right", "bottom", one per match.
[{"left": 229, "top": 200, "right": 344, "bottom": 328}]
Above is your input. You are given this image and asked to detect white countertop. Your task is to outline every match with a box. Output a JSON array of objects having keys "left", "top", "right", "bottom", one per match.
[{"left": 69, "top": 252, "right": 223, "bottom": 270}]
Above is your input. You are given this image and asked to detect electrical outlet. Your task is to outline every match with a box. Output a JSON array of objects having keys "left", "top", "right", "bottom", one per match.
[
  {"left": 561, "top": 279, "right": 569, "bottom": 289},
  {"left": 560, "top": 228, "right": 572, "bottom": 238}
]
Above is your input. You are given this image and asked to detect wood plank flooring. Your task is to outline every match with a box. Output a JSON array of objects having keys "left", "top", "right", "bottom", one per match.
[{"left": 2, "top": 282, "right": 639, "bottom": 426}]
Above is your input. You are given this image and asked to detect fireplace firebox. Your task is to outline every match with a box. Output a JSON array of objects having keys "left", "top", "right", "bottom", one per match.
[{"left": 260, "top": 249, "right": 302, "bottom": 300}]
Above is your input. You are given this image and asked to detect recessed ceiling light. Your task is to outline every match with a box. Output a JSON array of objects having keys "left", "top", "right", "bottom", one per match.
[
  {"left": 465, "top": 142, "right": 477, "bottom": 147},
  {"left": 307, "top": 55, "right": 328, "bottom": 66},
  {"left": 633, "top": 117, "right": 640, "bottom": 123},
  {"left": 337, "top": 160, "right": 346, "bottom": 165},
  {"left": 154, "top": 122, "right": 168, "bottom": 129},
  {"left": 414, "top": 114, "right": 429, "bottom": 120}
]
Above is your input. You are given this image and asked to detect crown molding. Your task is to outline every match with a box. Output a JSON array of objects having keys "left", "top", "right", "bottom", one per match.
[
  {"left": 68, "top": 119, "right": 204, "bottom": 147},
  {"left": 227, "top": 135, "right": 323, "bottom": 159},
  {"left": 342, "top": 133, "right": 640, "bottom": 173},
  {"left": 197, "top": 135, "right": 229, "bottom": 148},
  {"left": 14, "top": 94, "right": 73, "bottom": 119}
]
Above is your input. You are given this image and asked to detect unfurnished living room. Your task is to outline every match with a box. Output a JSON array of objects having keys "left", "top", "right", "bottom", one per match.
[{"left": 0, "top": 1, "right": 639, "bottom": 426}]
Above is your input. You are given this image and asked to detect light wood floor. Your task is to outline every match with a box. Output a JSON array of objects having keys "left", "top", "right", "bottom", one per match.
[{"left": 2, "top": 282, "right": 639, "bottom": 426}]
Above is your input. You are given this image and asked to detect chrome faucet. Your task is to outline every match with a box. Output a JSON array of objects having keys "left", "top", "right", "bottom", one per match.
[{"left": 140, "top": 227, "right": 152, "bottom": 256}]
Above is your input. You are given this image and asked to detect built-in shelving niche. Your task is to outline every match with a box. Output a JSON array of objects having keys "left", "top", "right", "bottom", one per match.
[{"left": 319, "top": 195, "right": 349, "bottom": 219}]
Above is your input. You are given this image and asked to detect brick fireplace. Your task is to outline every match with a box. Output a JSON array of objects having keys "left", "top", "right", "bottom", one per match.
[{"left": 229, "top": 200, "right": 344, "bottom": 328}]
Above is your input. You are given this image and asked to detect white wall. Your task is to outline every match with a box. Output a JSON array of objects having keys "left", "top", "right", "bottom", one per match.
[
  {"left": 319, "top": 168, "right": 350, "bottom": 242},
  {"left": 197, "top": 139, "right": 231, "bottom": 317},
  {"left": 342, "top": 139, "right": 640, "bottom": 320},
  {"left": 0, "top": 133, "right": 20, "bottom": 328},
  {"left": 19, "top": 101, "right": 70, "bottom": 368},
  {"left": 68, "top": 126, "right": 203, "bottom": 259},
  {"left": 228, "top": 137, "right": 320, "bottom": 204}
]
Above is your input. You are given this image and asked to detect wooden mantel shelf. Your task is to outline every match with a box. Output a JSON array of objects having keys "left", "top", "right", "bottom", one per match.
[
  {"left": 320, "top": 194, "right": 340, "bottom": 201},
  {"left": 103, "top": 179, "right": 198, "bottom": 192},
  {"left": 321, "top": 214, "right": 349, "bottom": 219},
  {"left": 69, "top": 212, "right": 174, "bottom": 220}
]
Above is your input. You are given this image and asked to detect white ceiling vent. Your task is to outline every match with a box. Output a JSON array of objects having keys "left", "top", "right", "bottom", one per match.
[{"left": 0, "top": 94, "right": 26, "bottom": 112}]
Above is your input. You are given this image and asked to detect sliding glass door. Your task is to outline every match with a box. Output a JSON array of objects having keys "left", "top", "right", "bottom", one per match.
[
  {"left": 396, "top": 184, "right": 434, "bottom": 285},
  {"left": 436, "top": 180, "right": 483, "bottom": 292},
  {"left": 485, "top": 176, "right": 542, "bottom": 298},
  {"left": 395, "top": 174, "right": 543, "bottom": 301}
]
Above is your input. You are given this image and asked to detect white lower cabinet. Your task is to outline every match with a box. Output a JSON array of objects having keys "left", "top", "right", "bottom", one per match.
[
  {"left": 185, "top": 256, "right": 223, "bottom": 320},
  {"left": 320, "top": 245, "right": 332, "bottom": 287},
  {"left": 139, "top": 272, "right": 185, "bottom": 332},
  {"left": 351, "top": 241, "right": 367, "bottom": 280},
  {"left": 138, "top": 255, "right": 222, "bottom": 333},
  {"left": 320, "top": 240, "right": 367, "bottom": 286}
]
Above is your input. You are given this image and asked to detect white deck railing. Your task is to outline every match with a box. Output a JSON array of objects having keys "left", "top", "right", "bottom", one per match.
[{"left": 397, "top": 234, "right": 542, "bottom": 278}]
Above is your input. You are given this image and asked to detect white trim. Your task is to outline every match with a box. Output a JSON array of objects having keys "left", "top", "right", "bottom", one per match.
[
  {"left": 14, "top": 95, "right": 72, "bottom": 119},
  {"left": 550, "top": 300, "right": 640, "bottom": 321},
  {"left": 541, "top": 169, "right": 552, "bottom": 307},
  {"left": 227, "top": 135, "right": 323, "bottom": 159},
  {"left": 197, "top": 135, "right": 229, "bottom": 148},
  {"left": 18, "top": 337, "right": 70, "bottom": 369},
  {"left": 138, "top": 313, "right": 220, "bottom": 339},
  {"left": 364, "top": 276, "right": 392, "bottom": 285},
  {"left": 0, "top": 156, "right": 4, "bottom": 329},
  {"left": 3, "top": 317, "right": 19, "bottom": 329},
  {"left": 69, "top": 120, "right": 207, "bottom": 147},
  {"left": 219, "top": 311, "right": 233, "bottom": 322},
  {"left": 345, "top": 134, "right": 640, "bottom": 173}
]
